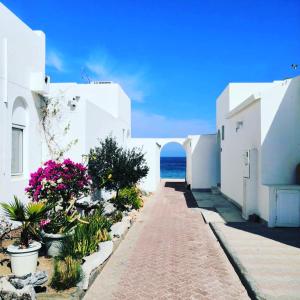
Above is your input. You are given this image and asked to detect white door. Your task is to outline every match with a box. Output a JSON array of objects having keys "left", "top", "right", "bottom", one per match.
[{"left": 275, "top": 190, "right": 300, "bottom": 227}]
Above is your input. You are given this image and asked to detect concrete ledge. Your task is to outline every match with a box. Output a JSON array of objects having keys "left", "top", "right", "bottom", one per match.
[
  {"left": 200, "top": 208, "right": 225, "bottom": 224},
  {"left": 210, "top": 223, "right": 265, "bottom": 300}
]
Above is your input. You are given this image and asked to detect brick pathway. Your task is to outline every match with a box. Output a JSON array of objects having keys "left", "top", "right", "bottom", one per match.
[{"left": 84, "top": 181, "right": 249, "bottom": 300}]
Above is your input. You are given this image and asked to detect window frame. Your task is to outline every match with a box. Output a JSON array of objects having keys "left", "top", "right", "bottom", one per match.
[{"left": 11, "top": 124, "right": 24, "bottom": 176}]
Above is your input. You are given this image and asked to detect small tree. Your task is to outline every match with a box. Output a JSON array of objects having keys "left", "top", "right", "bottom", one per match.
[{"left": 88, "top": 137, "right": 149, "bottom": 198}]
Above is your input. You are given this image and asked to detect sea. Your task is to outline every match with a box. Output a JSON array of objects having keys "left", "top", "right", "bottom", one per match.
[{"left": 160, "top": 157, "right": 186, "bottom": 179}]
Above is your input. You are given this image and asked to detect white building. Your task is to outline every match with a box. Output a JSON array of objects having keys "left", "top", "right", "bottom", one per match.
[
  {"left": 217, "top": 76, "right": 300, "bottom": 227},
  {"left": 0, "top": 3, "right": 47, "bottom": 203},
  {"left": 47, "top": 82, "right": 131, "bottom": 162},
  {"left": 0, "top": 4, "right": 131, "bottom": 204}
]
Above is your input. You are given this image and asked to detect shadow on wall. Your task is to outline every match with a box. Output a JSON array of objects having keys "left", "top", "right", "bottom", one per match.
[{"left": 261, "top": 76, "right": 300, "bottom": 185}]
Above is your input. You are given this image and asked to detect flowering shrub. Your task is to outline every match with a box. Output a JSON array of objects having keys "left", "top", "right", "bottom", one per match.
[
  {"left": 25, "top": 159, "right": 91, "bottom": 234},
  {"left": 26, "top": 159, "right": 91, "bottom": 204}
]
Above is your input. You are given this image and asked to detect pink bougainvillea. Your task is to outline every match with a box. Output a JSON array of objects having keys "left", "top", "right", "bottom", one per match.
[{"left": 26, "top": 159, "right": 91, "bottom": 204}]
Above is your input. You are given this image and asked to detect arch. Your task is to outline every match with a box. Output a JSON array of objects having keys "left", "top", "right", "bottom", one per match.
[
  {"left": 12, "top": 97, "right": 28, "bottom": 126},
  {"left": 11, "top": 97, "right": 28, "bottom": 175},
  {"left": 156, "top": 138, "right": 186, "bottom": 149},
  {"left": 160, "top": 141, "right": 186, "bottom": 179}
]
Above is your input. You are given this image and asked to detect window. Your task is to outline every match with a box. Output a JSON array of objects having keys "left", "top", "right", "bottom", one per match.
[
  {"left": 11, "top": 126, "right": 23, "bottom": 175},
  {"left": 222, "top": 125, "right": 225, "bottom": 140}
]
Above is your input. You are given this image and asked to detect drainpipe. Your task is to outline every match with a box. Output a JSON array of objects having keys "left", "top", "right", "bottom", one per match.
[
  {"left": 1, "top": 37, "right": 8, "bottom": 103},
  {"left": 0, "top": 37, "right": 8, "bottom": 181}
]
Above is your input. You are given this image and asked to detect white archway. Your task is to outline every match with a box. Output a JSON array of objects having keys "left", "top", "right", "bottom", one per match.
[
  {"left": 160, "top": 141, "right": 187, "bottom": 179},
  {"left": 155, "top": 138, "right": 186, "bottom": 149}
]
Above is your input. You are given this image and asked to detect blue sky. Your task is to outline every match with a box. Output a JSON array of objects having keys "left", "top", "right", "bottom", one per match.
[{"left": 3, "top": 0, "right": 299, "bottom": 156}]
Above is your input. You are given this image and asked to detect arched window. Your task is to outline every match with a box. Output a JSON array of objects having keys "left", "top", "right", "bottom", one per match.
[{"left": 11, "top": 97, "right": 28, "bottom": 175}]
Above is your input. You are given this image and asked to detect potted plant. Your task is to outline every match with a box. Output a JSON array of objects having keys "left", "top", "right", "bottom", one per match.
[
  {"left": 0, "top": 197, "right": 49, "bottom": 276},
  {"left": 25, "top": 159, "right": 91, "bottom": 257}
]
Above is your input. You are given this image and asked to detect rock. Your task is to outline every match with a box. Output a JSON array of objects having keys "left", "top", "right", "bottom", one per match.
[
  {"left": 102, "top": 202, "right": 116, "bottom": 216},
  {"left": 8, "top": 271, "right": 48, "bottom": 289},
  {"left": 78, "top": 241, "right": 113, "bottom": 290},
  {"left": 76, "top": 196, "right": 100, "bottom": 209},
  {"left": 109, "top": 217, "right": 131, "bottom": 239},
  {"left": 0, "top": 277, "right": 36, "bottom": 300}
]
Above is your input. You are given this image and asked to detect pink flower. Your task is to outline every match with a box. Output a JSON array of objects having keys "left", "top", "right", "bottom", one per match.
[
  {"left": 40, "top": 219, "right": 50, "bottom": 228},
  {"left": 25, "top": 158, "right": 91, "bottom": 203}
]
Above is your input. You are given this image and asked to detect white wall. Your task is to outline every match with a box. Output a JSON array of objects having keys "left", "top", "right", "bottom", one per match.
[
  {"left": 0, "top": 4, "right": 45, "bottom": 204},
  {"left": 129, "top": 138, "right": 161, "bottom": 192},
  {"left": 186, "top": 135, "right": 219, "bottom": 189},
  {"left": 218, "top": 99, "right": 261, "bottom": 208},
  {"left": 47, "top": 82, "right": 131, "bottom": 162},
  {"left": 261, "top": 77, "right": 300, "bottom": 185},
  {"left": 228, "top": 83, "right": 272, "bottom": 111}
]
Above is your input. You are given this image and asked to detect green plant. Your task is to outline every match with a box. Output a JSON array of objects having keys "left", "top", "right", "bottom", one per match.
[
  {"left": 88, "top": 136, "right": 149, "bottom": 198},
  {"left": 0, "top": 197, "right": 50, "bottom": 248},
  {"left": 50, "top": 256, "right": 82, "bottom": 290},
  {"left": 110, "top": 210, "right": 123, "bottom": 224},
  {"left": 113, "top": 187, "right": 143, "bottom": 211},
  {"left": 61, "top": 211, "right": 112, "bottom": 259}
]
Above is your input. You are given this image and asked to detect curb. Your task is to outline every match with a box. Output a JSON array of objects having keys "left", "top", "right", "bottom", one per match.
[{"left": 209, "top": 223, "right": 265, "bottom": 300}]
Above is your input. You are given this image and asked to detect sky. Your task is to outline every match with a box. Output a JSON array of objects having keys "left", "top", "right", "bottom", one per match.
[{"left": 2, "top": 0, "right": 300, "bottom": 156}]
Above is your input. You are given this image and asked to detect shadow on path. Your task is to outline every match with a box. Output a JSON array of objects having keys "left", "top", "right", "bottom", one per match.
[
  {"left": 164, "top": 181, "right": 198, "bottom": 208},
  {"left": 226, "top": 222, "right": 300, "bottom": 249}
]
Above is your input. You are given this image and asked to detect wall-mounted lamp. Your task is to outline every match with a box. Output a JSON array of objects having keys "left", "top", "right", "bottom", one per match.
[{"left": 236, "top": 121, "right": 243, "bottom": 132}]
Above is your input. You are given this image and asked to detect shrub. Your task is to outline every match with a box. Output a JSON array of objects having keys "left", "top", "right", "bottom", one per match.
[
  {"left": 26, "top": 159, "right": 90, "bottom": 204},
  {"left": 25, "top": 159, "right": 91, "bottom": 234},
  {"left": 51, "top": 256, "right": 82, "bottom": 290},
  {"left": 61, "top": 211, "right": 112, "bottom": 259},
  {"left": 113, "top": 187, "right": 143, "bottom": 211},
  {"left": 0, "top": 197, "right": 50, "bottom": 248},
  {"left": 110, "top": 210, "right": 123, "bottom": 224},
  {"left": 88, "top": 137, "right": 149, "bottom": 197}
]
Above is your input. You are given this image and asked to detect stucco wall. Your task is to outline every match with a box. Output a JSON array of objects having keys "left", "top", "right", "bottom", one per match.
[
  {"left": 217, "top": 85, "right": 262, "bottom": 208},
  {"left": 185, "top": 135, "right": 219, "bottom": 189},
  {"left": 129, "top": 138, "right": 161, "bottom": 192},
  {"left": 261, "top": 77, "right": 300, "bottom": 185},
  {"left": 47, "top": 82, "right": 131, "bottom": 162},
  {"left": 0, "top": 4, "right": 45, "bottom": 204}
]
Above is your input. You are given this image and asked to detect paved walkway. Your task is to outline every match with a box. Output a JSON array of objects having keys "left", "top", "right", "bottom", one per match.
[
  {"left": 212, "top": 223, "right": 300, "bottom": 299},
  {"left": 84, "top": 181, "right": 248, "bottom": 300},
  {"left": 193, "top": 189, "right": 300, "bottom": 299}
]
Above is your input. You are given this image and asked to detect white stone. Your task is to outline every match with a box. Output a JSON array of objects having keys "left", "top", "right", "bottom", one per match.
[
  {"left": 78, "top": 241, "right": 113, "bottom": 290},
  {"left": 102, "top": 201, "right": 116, "bottom": 215},
  {"left": 0, "top": 277, "right": 36, "bottom": 300},
  {"left": 109, "top": 217, "right": 131, "bottom": 240}
]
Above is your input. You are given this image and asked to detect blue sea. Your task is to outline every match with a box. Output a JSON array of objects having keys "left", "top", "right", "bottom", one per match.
[{"left": 160, "top": 157, "right": 186, "bottom": 179}]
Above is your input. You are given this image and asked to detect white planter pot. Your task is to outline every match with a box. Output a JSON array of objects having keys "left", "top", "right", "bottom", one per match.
[
  {"left": 7, "top": 241, "right": 41, "bottom": 277},
  {"left": 43, "top": 232, "right": 68, "bottom": 257}
]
